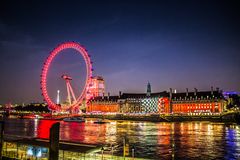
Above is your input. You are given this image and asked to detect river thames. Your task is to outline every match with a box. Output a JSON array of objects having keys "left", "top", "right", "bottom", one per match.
[{"left": 4, "top": 119, "right": 240, "bottom": 159}]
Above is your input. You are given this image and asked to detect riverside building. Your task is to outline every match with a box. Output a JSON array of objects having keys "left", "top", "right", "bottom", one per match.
[
  {"left": 88, "top": 76, "right": 105, "bottom": 97},
  {"left": 169, "top": 87, "right": 226, "bottom": 115},
  {"left": 87, "top": 83, "right": 226, "bottom": 115}
]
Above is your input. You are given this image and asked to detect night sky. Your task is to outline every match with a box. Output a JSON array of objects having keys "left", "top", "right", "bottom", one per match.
[{"left": 1, "top": 0, "right": 240, "bottom": 104}]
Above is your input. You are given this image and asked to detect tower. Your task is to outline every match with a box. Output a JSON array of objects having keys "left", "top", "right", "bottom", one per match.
[
  {"left": 57, "top": 90, "right": 60, "bottom": 104},
  {"left": 146, "top": 82, "right": 151, "bottom": 97}
]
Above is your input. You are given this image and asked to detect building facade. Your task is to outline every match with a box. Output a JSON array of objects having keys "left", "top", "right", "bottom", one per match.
[
  {"left": 118, "top": 92, "right": 169, "bottom": 114},
  {"left": 88, "top": 76, "right": 105, "bottom": 97},
  {"left": 168, "top": 88, "right": 226, "bottom": 115},
  {"left": 87, "top": 85, "right": 226, "bottom": 115},
  {"left": 87, "top": 95, "right": 119, "bottom": 113}
]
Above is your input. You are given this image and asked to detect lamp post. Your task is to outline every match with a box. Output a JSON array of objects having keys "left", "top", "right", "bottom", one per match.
[
  {"left": 111, "top": 144, "right": 114, "bottom": 159},
  {"left": 132, "top": 148, "right": 135, "bottom": 160},
  {"left": 101, "top": 147, "right": 104, "bottom": 160}
]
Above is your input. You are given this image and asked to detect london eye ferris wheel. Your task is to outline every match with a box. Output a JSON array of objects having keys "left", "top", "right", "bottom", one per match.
[{"left": 40, "top": 42, "right": 93, "bottom": 112}]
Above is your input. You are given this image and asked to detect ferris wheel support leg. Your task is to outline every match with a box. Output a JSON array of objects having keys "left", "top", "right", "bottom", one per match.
[
  {"left": 68, "top": 83, "right": 77, "bottom": 103},
  {"left": 66, "top": 81, "right": 71, "bottom": 106}
]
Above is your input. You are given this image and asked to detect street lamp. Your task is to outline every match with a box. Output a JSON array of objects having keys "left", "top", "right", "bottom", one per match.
[
  {"left": 111, "top": 144, "right": 114, "bottom": 159},
  {"left": 101, "top": 147, "right": 104, "bottom": 160},
  {"left": 132, "top": 148, "right": 135, "bottom": 160}
]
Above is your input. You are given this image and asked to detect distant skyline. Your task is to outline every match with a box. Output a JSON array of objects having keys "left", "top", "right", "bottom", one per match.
[{"left": 1, "top": 0, "right": 240, "bottom": 104}]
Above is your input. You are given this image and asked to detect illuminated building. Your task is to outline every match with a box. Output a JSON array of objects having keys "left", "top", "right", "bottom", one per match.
[
  {"left": 87, "top": 94, "right": 119, "bottom": 113},
  {"left": 118, "top": 82, "right": 169, "bottom": 113},
  {"left": 169, "top": 87, "right": 226, "bottom": 115},
  {"left": 88, "top": 91, "right": 169, "bottom": 114},
  {"left": 118, "top": 82, "right": 170, "bottom": 113},
  {"left": 158, "top": 97, "right": 170, "bottom": 113},
  {"left": 89, "top": 76, "right": 105, "bottom": 97},
  {"left": 223, "top": 91, "right": 240, "bottom": 109},
  {"left": 119, "top": 92, "right": 169, "bottom": 113},
  {"left": 88, "top": 85, "right": 226, "bottom": 115},
  {"left": 88, "top": 82, "right": 169, "bottom": 114}
]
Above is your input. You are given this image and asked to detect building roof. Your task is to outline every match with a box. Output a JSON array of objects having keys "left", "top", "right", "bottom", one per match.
[
  {"left": 89, "top": 90, "right": 224, "bottom": 102},
  {"left": 92, "top": 76, "right": 104, "bottom": 81},
  {"left": 171, "top": 91, "right": 224, "bottom": 100},
  {"left": 89, "top": 91, "right": 169, "bottom": 102},
  {"left": 120, "top": 91, "right": 169, "bottom": 99},
  {"left": 90, "top": 96, "right": 119, "bottom": 102}
]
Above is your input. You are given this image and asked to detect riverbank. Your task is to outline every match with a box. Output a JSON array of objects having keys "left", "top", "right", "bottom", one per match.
[
  {"left": 82, "top": 112, "right": 240, "bottom": 124},
  {"left": 5, "top": 111, "right": 240, "bottom": 124}
]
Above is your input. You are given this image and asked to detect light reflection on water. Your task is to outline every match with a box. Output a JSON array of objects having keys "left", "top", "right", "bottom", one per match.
[{"left": 4, "top": 119, "right": 240, "bottom": 159}]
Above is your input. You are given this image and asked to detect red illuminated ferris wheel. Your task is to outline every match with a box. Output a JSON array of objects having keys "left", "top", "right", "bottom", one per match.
[{"left": 40, "top": 42, "right": 93, "bottom": 112}]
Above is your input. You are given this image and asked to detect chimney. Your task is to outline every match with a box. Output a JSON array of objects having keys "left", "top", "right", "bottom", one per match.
[
  {"left": 119, "top": 91, "right": 122, "bottom": 98},
  {"left": 170, "top": 88, "right": 172, "bottom": 99},
  {"left": 186, "top": 88, "right": 189, "bottom": 96},
  {"left": 211, "top": 86, "right": 213, "bottom": 95},
  {"left": 194, "top": 88, "right": 197, "bottom": 96}
]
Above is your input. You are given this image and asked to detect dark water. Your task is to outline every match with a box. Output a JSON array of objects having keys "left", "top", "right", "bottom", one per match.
[{"left": 4, "top": 119, "right": 240, "bottom": 159}]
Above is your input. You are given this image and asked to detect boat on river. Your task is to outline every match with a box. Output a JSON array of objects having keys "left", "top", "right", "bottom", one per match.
[
  {"left": 93, "top": 119, "right": 108, "bottom": 124},
  {"left": 63, "top": 117, "right": 85, "bottom": 123}
]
